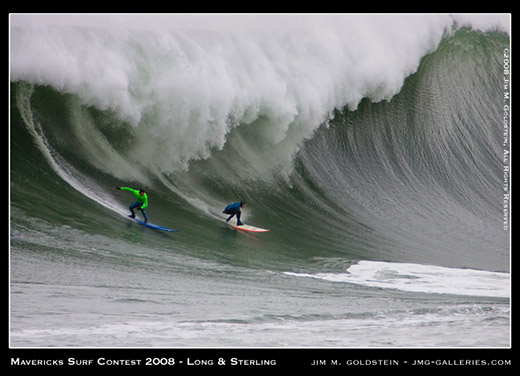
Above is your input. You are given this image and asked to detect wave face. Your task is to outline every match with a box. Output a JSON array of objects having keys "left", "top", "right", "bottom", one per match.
[{"left": 10, "top": 15, "right": 510, "bottom": 347}]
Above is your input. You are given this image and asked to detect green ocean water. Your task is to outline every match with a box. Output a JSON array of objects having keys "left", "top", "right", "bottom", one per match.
[{"left": 10, "top": 16, "right": 510, "bottom": 348}]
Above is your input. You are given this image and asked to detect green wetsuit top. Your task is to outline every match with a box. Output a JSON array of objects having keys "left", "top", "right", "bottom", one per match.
[{"left": 121, "top": 187, "right": 148, "bottom": 209}]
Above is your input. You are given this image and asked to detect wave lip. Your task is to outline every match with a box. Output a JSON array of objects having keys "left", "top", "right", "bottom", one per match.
[
  {"left": 9, "top": 15, "right": 457, "bottom": 174},
  {"left": 285, "top": 261, "right": 510, "bottom": 298}
]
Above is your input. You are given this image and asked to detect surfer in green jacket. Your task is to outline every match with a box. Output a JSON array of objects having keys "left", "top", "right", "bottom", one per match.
[{"left": 117, "top": 186, "right": 148, "bottom": 223}]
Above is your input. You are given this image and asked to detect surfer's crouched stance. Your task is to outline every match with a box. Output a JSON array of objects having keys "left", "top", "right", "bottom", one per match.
[
  {"left": 117, "top": 187, "right": 148, "bottom": 223},
  {"left": 223, "top": 201, "right": 246, "bottom": 226}
]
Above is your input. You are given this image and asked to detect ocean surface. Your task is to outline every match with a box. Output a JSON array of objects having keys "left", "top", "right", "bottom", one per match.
[{"left": 10, "top": 14, "right": 510, "bottom": 348}]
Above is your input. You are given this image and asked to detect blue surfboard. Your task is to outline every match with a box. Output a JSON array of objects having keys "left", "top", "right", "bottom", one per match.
[{"left": 134, "top": 218, "right": 179, "bottom": 232}]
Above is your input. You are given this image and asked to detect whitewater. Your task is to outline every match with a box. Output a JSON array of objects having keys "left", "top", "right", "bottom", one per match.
[{"left": 10, "top": 14, "right": 510, "bottom": 350}]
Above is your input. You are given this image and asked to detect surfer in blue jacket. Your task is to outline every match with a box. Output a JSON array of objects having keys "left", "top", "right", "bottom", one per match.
[{"left": 223, "top": 201, "right": 246, "bottom": 226}]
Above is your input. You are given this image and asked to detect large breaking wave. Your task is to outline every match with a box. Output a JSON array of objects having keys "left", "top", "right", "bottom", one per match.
[{"left": 10, "top": 14, "right": 510, "bottom": 273}]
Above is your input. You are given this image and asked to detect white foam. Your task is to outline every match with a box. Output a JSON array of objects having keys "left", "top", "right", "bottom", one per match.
[
  {"left": 285, "top": 260, "right": 510, "bottom": 298},
  {"left": 10, "top": 15, "right": 509, "bottom": 176}
]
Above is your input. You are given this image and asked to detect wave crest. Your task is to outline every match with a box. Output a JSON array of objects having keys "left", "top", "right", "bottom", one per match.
[{"left": 11, "top": 15, "right": 458, "bottom": 173}]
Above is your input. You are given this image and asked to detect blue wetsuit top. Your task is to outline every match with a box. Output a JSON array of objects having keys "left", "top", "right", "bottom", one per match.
[{"left": 224, "top": 202, "right": 242, "bottom": 213}]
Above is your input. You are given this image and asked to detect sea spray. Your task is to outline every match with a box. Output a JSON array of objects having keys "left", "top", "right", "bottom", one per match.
[{"left": 11, "top": 15, "right": 455, "bottom": 175}]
